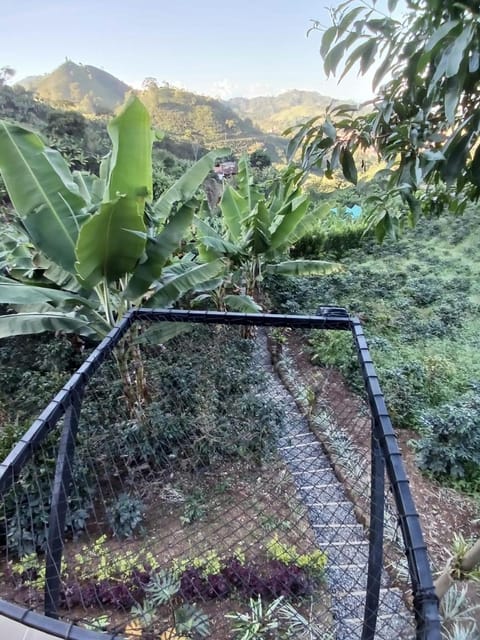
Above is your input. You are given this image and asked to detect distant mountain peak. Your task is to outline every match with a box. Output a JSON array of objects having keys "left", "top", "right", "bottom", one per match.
[{"left": 16, "top": 61, "right": 130, "bottom": 114}]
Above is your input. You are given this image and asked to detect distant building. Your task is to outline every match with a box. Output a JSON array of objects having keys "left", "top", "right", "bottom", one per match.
[{"left": 214, "top": 161, "right": 237, "bottom": 180}]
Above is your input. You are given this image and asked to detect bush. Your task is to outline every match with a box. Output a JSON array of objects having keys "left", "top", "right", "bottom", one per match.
[
  {"left": 416, "top": 391, "right": 480, "bottom": 482},
  {"left": 107, "top": 493, "right": 145, "bottom": 539}
]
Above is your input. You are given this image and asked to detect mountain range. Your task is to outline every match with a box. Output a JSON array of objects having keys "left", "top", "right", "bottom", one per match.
[{"left": 16, "top": 61, "right": 351, "bottom": 158}]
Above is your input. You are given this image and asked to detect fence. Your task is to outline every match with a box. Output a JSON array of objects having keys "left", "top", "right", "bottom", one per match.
[{"left": 0, "top": 308, "right": 441, "bottom": 639}]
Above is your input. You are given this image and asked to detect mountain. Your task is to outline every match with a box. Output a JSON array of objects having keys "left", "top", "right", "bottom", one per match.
[
  {"left": 16, "top": 62, "right": 285, "bottom": 159},
  {"left": 138, "top": 80, "right": 284, "bottom": 158},
  {"left": 16, "top": 60, "right": 130, "bottom": 114},
  {"left": 228, "top": 90, "right": 351, "bottom": 134}
]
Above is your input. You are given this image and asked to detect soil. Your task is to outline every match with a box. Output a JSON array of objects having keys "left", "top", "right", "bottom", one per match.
[{"left": 0, "top": 459, "right": 332, "bottom": 638}]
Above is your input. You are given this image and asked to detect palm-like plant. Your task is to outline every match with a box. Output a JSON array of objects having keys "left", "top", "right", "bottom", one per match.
[
  {"left": 193, "top": 157, "right": 342, "bottom": 312},
  {"left": 0, "top": 95, "right": 227, "bottom": 340}
]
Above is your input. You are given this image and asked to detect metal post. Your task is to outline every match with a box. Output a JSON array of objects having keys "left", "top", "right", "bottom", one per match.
[
  {"left": 362, "top": 429, "right": 385, "bottom": 640},
  {"left": 44, "top": 389, "right": 84, "bottom": 618}
]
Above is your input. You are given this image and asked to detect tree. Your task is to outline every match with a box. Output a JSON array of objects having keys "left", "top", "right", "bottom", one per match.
[
  {"left": 249, "top": 149, "right": 272, "bottom": 170},
  {"left": 0, "top": 95, "right": 227, "bottom": 341},
  {"left": 192, "top": 157, "right": 341, "bottom": 313},
  {"left": 290, "top": 0, "right": 480, "bottom": 238}
]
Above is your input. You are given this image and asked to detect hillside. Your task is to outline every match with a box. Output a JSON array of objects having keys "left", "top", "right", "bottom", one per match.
[
  {"left": 139, "top": 80, "right": 284, "bottom": 158},
  {"left": 15, "top": 62, "right": 285, "bottom": 159},
  {"left": 228, "top": 90, "right": 348, "bottom": 134},
  {"left": 16, "top": 60, "right": 130, "bottom": 114}
]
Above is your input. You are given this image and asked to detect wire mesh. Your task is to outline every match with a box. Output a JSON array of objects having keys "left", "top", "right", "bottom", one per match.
[{"left": 0, "top": 312, "right": 439, "bottom": 639}]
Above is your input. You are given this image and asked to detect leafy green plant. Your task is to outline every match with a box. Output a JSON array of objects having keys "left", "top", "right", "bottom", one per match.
[
  {"left": 0, "top": 97, "right": 227, "bottom": 341},
  {"left": 131, "top": 570, "right": 210, "bottom": 638},
  {"left": 265, "top": 535, "right": 327, "bottom": 579},
  {"left": 180, "top": 490, "right": 207, "bottom": 525},
  {"left": 193, "top": 157, "right": 342, "bottom": 312},
  {"left": 226, "top": 595, "right": 285, "bottom": 639},
  {"left": 416, "top": 391, "right": 480, "bottom": 482},
  {"left": 107, "top": 493, "right": 145, "bottom": 539}
]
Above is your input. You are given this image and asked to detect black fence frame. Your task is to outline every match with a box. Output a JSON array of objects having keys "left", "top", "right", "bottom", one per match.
[{"left": 0, "top": 308, "right": 441, "bottom": 639}]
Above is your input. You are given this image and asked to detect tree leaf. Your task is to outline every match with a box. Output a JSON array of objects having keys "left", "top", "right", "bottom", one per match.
[
  {"left": 153, "top": 149, "right": 229, "bottom": 223},
  {"left": 0, "top": 312, "right": 91, "bottom": 338},
  {"left": 126, "top": 203, "right": 195, "bottom": 300},
  {"left": 224, "top": 294, "right": 262, "bottom": 313},
  {"left": 425, "top": 20, "right": 460, "bottom": 53},
  {"left": 106, "top": 95, "right": 153, "bottom": 206},
  {"left": 320, "top": 26, "right": 338, "bottom": 58},
  {"left": 146, "top": 259, "right": 225, "bottom": 308},
  {"left": 0, "top": 120, "right": 87, "bottom": 272},
  {"left": 75, "top": 196, "right": 146, "bottom": 286},
  {"left": 340, "top": 147, "right": 358, "bottom": 184},
  {"left": 268, "top": 198, "right": 310, "bottom": 253},
  {"left": 446, "top": 26, "right": 474, "bottom": 78},
  {"left": 0, "top": 275, "right": 93, "bottom": 307},
  {"left": 220, "top": 185, "right": 249, "bottom": 242}
]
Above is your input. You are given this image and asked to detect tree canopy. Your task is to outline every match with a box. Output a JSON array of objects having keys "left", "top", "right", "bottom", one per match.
[{"left": 290, "top": 0, "right": 480, "bottom": 237}]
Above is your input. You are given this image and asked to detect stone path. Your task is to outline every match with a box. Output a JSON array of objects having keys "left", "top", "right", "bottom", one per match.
[{"left": 256, "top": 331, "right": 414, "bottom": 639}]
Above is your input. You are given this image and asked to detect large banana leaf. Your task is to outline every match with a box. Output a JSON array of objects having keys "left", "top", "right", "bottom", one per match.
[
  {"left": 0, "top": 275, "right": 94, "bottom": 306},
  {"left": 268, "top": 197, "right": 310, "bottom": 253},
  {"left": 146, "top": 259, "right": 225, "bottom": 308},
  {"left": 73, "top": 171, "right": 105, "bottom": 207},
  {"left": 265, "top": 260, "right": 343, "bottom": 276},
  {"left": 125, "top": 203, "right": 195, "bottom": 301},
  {"left": 224, "top": 294, "right": 262, "bottom": 313},
  {"left": 106, "top": 95, "right": 153, "bottom": 206},
  {"left": 287, "top": 202, "right": 332, "bottom": 245},
  {"left": 249, "top": 201, "right": 271, "bottom": 255},
  {"left": 220, "top": 185, "right": 250, "bottom": 242},
  {"left": 236, "top": 155, "right": 261, "bottom": 212},
  {"left": 0, "top": 312, "right": 92, "bottom": 338},
  {"left": 153, "top": 149, "right": 229, "bottom": 222},
  {"left": 75, "top": 197, "right": 146, "bottom": 287},
  {"left": 194, "top": 216, "right": 241, "bottom": 258},
  {"left": 0, "top": 120, "right": 87, "bottom": 272}
]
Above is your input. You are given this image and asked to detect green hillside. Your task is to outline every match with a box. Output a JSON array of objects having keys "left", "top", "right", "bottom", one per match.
[
  {"left": 228, "top": 90, "right": 348, "bottom": 134},
  {"left": 16, "top": 60, "right": 130, "bottom": 114},
  {"left": 139, "top": 80, "right": 284, "bottom": 158},
  {"left": 15, "top": 63, "right": 285, "bottom": 158}
]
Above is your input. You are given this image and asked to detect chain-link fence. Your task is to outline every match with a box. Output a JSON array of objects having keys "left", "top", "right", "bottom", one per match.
[{"left": 0, "top": 309, "right": 441, "bottom": 639}]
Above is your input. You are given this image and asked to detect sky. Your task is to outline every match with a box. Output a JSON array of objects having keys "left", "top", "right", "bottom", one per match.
[{"left": 1, "top": 1, "right": 400, "bottom": 102}]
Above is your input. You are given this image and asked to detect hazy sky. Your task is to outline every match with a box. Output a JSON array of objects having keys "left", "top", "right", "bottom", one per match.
[{"left": 1, "top": 1, "right": 399, "bottom": 101}]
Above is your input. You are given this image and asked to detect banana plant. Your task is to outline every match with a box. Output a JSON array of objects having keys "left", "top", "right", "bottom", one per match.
[
  {"left": 0, "top": 95, "right": 227, "bottom": 340},
  {"left": 193, "top": 157, "right": 342, "bottom": 312}
]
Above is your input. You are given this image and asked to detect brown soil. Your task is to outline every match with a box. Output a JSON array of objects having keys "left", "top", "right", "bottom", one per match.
[
  {"left": 280, "top": 328, "right": 480, "bottom": 589},
  {"left": 0, "top": 459, "right": 332, "bottom": 638}
]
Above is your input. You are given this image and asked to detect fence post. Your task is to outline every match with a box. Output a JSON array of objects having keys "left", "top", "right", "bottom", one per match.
[
  {"left": 44, "top": 388, "right": 84, "bottom": 618},
  {"left": 362, "top": 429, "right": 385, "bottom": 640}
]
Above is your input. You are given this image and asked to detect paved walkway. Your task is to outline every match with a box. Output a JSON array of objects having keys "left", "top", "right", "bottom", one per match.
[{"left": 256, "top": 331, "right": 414, "bottom": 639}]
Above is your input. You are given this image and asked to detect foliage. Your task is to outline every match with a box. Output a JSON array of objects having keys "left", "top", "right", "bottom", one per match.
[
  {"left": 265, "top": 534, "right": 327, "bottom": 579},
  {"left": 193, "top": 157, "right": 341, "bottom": 311},
  {"left": 0, "top": 95, "right": 228, "bottom": 340},
  {"left": 440, "top": 585, "right": 480, "bottom": 640},
  {"left": 106, "top": 493, "right": 145, "bottom": 539},
  {"left": 415, "top": 390, "right": 480, "bottom": 483},
  {"left": 179, "top": 490, "right": 207, "bottom": 525},
  {"left": 291, "top": 1, "right": 480, "bottom": 237},
  {"left": 226, "top": 595, "right": 285, "bottom": 639},
  {"left": 266, "top": 204, "right": 480, "bottom": 444},
  {"left": 249, "top": 149, "right": 271, "bottom": 170}
]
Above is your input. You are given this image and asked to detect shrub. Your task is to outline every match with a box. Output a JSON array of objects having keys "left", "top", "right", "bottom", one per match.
[
  {"left": 416, "top": 391, "right": 480, "bottom": 482},
  {"left": 107, "top": 493, "right": 145, "bottom": 539}
]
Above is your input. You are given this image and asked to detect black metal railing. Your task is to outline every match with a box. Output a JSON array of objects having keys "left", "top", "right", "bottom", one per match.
[{"left": 0, "top": 308, "right": 441, "bottom": 639}]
